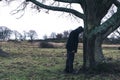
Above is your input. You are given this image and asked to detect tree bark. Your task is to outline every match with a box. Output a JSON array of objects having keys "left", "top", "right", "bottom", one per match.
[
  {"left": 94, "top": 36, "right": 105, "bottom": 63},
  {"left": 83, "top": 34, "right": 105, "bottom": 69}
]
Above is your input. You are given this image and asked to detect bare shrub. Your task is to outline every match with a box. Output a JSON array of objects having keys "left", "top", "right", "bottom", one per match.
[
  {"left": 118, "top": 47, "right": 120, "bottom": 50},
  {"left": 39, "top": 42, "right": 54, "bottom": 48}
]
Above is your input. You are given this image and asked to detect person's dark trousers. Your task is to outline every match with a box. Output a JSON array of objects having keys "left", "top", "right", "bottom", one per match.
[{"left": 64, "top": 51, "right": 75, "bottom": 73}]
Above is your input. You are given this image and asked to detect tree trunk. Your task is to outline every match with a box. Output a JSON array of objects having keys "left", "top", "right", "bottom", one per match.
[
  {"left": 94, "top": 36, "right": 105, "bottom": 63},
  {"left": 81, "top": 0, "right": 109, "bottom": 69},
  {"left": 83, "top": 19, "right": 105, "bottom": 69},
  {"left": 83, "top": 35, "right": 105, "bottom": 69}
]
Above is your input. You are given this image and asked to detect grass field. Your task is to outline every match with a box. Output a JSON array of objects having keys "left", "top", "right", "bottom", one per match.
[{"left": 0, "top": 42, "right": 120, "bottom": 80}]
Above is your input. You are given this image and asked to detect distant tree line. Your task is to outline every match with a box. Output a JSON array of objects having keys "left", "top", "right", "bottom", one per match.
[
  {"left": 0, "top": 26, "right": 38, "bottom": 42},
  {"left": 40, "top": 28, "right": 120, "bottom": 44},
  {"left": 43, "top": 30, "right": 71, "bottom": 40},
  {"left": 43, "top": 30, "right": 84, "bottom": 43},
  {"left": 0, "top": 26, "right": 119, "bottom": 44}
]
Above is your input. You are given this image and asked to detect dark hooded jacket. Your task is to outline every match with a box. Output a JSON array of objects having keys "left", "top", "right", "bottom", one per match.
[{"left": 66, "top": 27, "right": 84, "bottom": 52}]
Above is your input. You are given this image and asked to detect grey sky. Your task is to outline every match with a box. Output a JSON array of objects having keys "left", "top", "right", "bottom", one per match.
[{"left": 0, "top": 1, "right": 83, "bottom": 39}]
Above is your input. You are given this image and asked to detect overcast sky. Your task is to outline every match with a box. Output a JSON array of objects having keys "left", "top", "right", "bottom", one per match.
[{"left": 0, "top": 1, "right": 83, "bottom": 39}]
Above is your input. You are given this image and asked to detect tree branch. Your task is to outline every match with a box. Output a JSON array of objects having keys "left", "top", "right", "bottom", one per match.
[
  {"left": 114, "top": 0, "right": 120, "bottom": 7},
  {"left": 26, "top": 0, "right": 84, "bottom": 19},
  {"left": 102, "top": 20, "right": 120, "bottom": 39},
  {"left": 54, "top": 0, "right": 81, "bottom": 3},
  {"left": 88, "top": 7, "right": 120, "bottom": 38}
]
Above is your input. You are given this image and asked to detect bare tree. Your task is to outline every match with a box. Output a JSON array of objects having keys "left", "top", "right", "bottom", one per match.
[
  {"left": 43, "top": 34, "right": 48, "bottom": 40},
  {"left": 28, "top": 30, "right": 38, "bottom": 41},
  {"left": 63, "top": 30, "right": 69, "bottom": 38},
  {"left": 23, "top": 31, "right": 28, "bottom": 40},
  {"left": 50, "top": 32, "right": 56, "bottom": 39},
  {"left": 0, "top": 26, "right": 12, "bottom": 41},
  {"left": 56, "top": 33, "right": 63, "bottom": 39},
  {"left": 13, "top": 30, "right": 23, "bottom": 40}
]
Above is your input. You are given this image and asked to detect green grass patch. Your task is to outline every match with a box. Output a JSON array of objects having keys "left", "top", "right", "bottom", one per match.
[{"left": 0, "top": 42, "right": 120, "bottom": 80}]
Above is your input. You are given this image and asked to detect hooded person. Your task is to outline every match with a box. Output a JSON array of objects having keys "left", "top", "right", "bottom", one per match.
[{"left": 64, "top": 26, "right": 84, "bottom": 73}]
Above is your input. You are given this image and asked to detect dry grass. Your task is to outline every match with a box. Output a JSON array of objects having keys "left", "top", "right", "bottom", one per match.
[{"left": 0, "top": 41, "right": 119, "bottom": 80}]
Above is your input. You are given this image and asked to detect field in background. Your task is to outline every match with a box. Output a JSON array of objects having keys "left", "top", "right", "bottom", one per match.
[
  {"left": 0, "top": 41, "right": 120, "bottom": 49},
  {"left": 0, "top": 41, "right": 120, "bottom": 80}
]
